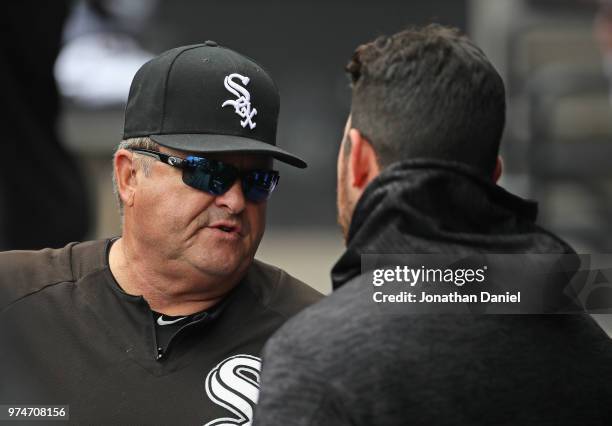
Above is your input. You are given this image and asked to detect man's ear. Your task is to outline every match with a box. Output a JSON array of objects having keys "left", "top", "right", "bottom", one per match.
[
  {"left": 493, "top": 156, "right": 503, "bottom": 183},
  {"left": 114, "top": 149, "right": 137, "bottom": 208},
  {"left": 348, "top": 129, "right": 380, "bottom": 189}
]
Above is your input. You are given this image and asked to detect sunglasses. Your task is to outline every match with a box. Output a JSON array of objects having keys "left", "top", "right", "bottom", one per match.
[{"left": 129, "top": 148, "right": 279, "bottom": 203}]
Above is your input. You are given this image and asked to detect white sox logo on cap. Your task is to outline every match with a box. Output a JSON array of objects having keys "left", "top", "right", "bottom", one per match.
[
  {"left": 124, "top": 43, "right": 307, "bottom": 168},
  {"left": 222, "top": 73, "right": 257, "bottom": 130}
]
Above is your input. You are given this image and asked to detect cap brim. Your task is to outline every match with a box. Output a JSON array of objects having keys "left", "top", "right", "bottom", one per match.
[{"left": 150, "top": 134, "right": 307, "bottom": 168}]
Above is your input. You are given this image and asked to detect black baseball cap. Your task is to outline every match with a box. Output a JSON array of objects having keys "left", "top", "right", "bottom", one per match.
[{"left": 123, "top": 41, "right": 307, "bottom": 168}]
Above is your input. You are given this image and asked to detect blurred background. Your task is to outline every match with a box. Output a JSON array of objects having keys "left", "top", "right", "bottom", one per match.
[{"left": 2, "top": 0, "right": 611, "bottom": 294}]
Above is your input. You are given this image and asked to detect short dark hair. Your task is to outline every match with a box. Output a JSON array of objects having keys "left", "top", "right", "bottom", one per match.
[{"left": 346, "top": 24, "right": 506, "bottom": 176}]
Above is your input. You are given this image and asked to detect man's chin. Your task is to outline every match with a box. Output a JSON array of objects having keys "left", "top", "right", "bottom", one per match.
[
  {"left": 196, "top": 259, "right": 248, "bottom": 282},
  {"left": 186, "top": 244, "right": 248, "bottom": 275}
]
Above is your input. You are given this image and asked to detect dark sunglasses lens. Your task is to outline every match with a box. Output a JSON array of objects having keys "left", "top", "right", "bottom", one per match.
[
  {"left": 182, "top": 165, "right": 236, "bottom": 195},
  {"left": 242, "top": 171, "right": 279, "bottom": 202},
  {"left": 211, "top": 165, "right": 238, "bottom": 194}
]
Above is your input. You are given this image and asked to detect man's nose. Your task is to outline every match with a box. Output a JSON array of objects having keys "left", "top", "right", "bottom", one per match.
[{"left": 214, "top": 179, "right": 246, "bottom": 213}]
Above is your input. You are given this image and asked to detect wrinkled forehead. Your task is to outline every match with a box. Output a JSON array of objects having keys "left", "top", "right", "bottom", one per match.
[{"left": 160, "top": 146, "right": 273, "bottom": 170}]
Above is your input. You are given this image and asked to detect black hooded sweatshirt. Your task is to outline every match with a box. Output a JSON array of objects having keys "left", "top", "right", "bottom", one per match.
[{"left": 255, "top": 160, "right": 612, "bottom": 426}]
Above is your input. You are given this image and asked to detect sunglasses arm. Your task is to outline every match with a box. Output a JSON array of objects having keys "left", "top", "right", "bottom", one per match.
[
  {"left": 133, "top": 150, "right": 161, "bottom": 161},
  {"left": 131, "top": 149, "right": 186, "bottom": 168}
]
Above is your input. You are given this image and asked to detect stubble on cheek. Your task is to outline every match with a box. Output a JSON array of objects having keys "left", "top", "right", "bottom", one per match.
[{"left": 336, "top": 161, "right": 352, "bottom": 243}]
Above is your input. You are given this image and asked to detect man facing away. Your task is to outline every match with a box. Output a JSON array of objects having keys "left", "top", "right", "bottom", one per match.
[
  {"left": 254, "top": 25, "right": 612, "bottom": 425},
  {"left": 0, "top": 42, "right": 321, "bottom": 425}
]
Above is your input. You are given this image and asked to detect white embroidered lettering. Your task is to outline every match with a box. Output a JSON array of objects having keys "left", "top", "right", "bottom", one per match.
[{"left": 222, "top": 73, "right": 257, "bottom": 129}]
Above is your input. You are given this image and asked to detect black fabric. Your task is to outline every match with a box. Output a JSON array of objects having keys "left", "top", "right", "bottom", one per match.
[
  {"left": 152, "top": 298, "right": 228, "bottom": 354},
  {"left": 255, "top": 160, "right": 612, "bottom": 426},
  {"left": 153, "top": 310, "right": 206, "bottom": 354},
  {"left": 332, "top": 159, "right": 572, "bottom": 289},
  {"left": 0, "top": 239, "right": 322, "bottom": 425}
]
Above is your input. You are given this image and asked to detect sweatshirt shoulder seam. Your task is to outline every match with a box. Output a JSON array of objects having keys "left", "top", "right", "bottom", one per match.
[
  {"left": 244, "top": 270, "right": 294, "bottom": 321},
  {"left": 1, "top": 279, "right": 74, "bottom": 314},
  {"left": 0, "top": 265, "right": 109, "bottom": 315}
]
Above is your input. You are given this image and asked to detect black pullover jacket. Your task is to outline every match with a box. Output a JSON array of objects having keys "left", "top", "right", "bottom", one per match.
[{"left": 255, "top": 160, "right": 612, "bottom": 426}]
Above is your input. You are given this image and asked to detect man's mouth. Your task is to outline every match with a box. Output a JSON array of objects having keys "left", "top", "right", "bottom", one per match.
[{"left": 208, "top": 221, "right": 242, "bottom": 235}]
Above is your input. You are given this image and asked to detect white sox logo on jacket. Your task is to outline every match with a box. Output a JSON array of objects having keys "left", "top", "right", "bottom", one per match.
[
  {"left": 221, "top": 73, "right": 258, "bottom": 130},
  {"left": 204, "top": 354, "right": 262, "bottom": 426}
]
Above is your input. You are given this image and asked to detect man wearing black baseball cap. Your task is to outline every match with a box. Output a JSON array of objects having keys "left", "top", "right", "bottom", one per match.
[{"left": 0, "top": 42, "right": 319, "bottom": 425}]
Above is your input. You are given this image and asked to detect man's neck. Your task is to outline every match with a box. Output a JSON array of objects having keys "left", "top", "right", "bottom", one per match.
[{"left": 108, "top": 237, "right": 240, "bottom": 316}]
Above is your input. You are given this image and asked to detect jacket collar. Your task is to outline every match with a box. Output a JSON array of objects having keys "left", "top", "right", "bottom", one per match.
[{"left": 331, "top": 159, "right": 573, "bottom": 290}]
